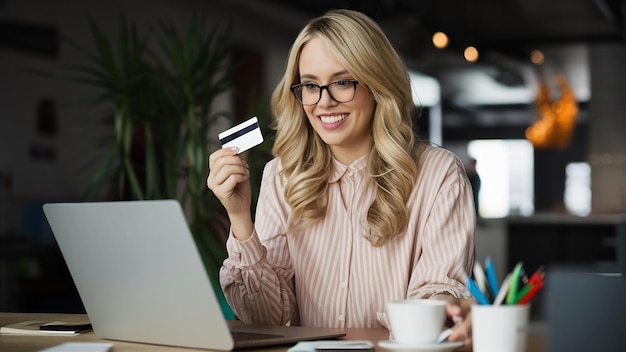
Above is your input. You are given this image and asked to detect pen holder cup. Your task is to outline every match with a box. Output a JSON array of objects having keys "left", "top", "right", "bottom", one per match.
[{"left": 471, "top": 304, "right": 530, "bottom": 352}]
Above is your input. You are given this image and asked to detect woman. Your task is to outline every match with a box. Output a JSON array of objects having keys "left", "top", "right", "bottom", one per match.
[{"left": 207, "top": 8, "right": 475, "bottom": 345}]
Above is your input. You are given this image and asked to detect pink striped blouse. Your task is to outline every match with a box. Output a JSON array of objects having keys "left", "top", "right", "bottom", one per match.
[{"left": 219, "top": 145, "right": 475, "bottom": 328}]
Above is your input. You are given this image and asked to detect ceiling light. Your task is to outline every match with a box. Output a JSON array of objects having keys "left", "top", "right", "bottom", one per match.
[
  {"left": 530, "top": 50, "right": 544, "bottom": 65},
  {"left": 464, "top": 46, "right": 479, "bottom": 62},
  {"left": 432, "top": 32, "right": 449, "bottom": 49}
]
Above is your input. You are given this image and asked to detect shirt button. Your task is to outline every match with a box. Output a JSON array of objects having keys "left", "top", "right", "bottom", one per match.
[
  {"left": 337, "top": 314, "right": 344, "bottom": 321},
  {"left": 340, "top": 282, "right": 346, "bottom": 289}
]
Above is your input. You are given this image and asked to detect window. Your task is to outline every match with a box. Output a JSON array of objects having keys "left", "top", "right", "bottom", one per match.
[
  {"left": 468, "top": 140, "right": 534, "bottom": 218},
  {"left": 564, "top": 162, "right": 591, "bottom": 216}
]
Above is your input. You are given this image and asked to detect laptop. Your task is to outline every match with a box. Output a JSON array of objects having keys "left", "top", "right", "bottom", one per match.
[
  {"left": 42, "top": 200, "right": 345, "bottom": 351},
  {"left": 545, "top": 265, "right": 626, "bottom": 352}
]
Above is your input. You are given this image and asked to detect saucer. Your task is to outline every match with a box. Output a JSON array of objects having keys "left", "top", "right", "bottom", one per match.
[{"left": 378, "top": 340, "right": 463, "bottom": 352}]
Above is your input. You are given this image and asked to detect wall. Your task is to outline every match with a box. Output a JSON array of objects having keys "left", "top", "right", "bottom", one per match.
[{"left": 589, "top": 43, "right": 626, "bottom": 213}]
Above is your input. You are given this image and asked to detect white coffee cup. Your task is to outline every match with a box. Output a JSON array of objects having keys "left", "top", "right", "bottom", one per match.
[
  {"left": 472, "top": 304, "right": 530, "bottom": 352},
  {"left": 386, "top": 299, "right": 447, "bottom": 345}
]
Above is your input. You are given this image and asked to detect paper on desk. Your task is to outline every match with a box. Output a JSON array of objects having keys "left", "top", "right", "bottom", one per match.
[
  {"left": 38, "top": 342, "right": 113, "bottom": 352},
  {"left": 288, "top": 341, "right": 374, "bottom": 352}
]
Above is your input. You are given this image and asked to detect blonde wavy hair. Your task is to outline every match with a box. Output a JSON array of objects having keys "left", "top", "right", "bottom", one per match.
[{"left": 271, "top": 9, "right": 422, "bottom": 246}]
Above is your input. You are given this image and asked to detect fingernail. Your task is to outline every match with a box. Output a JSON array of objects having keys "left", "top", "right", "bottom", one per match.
[{"left": 230, "top": 146, "right": 240, "bottom": 153}]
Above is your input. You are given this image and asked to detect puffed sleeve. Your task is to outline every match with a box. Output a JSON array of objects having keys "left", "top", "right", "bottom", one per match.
[
  {"left": 219, "top": 158, "right": 297, "bottom": 325},
  {"left": 407, "top": 149, "right": 475, "bottom": 299}
]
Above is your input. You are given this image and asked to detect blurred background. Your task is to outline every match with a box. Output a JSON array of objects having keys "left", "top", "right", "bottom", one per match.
[{"left": 1, "top": 0, "right": 625, "bottom": 319}]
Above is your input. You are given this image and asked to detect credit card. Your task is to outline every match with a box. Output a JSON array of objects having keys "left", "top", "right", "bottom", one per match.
[{"left": 218, "top": 116, "right": 263, "bottom": 154}]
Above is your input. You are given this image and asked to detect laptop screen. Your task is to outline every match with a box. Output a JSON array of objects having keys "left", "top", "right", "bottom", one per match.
[
  {"left": 546, "top": 266, "right": 626, "bottom": 352},
  {"left": 44, "top": 200, "right": 235, "bottom": 350}
]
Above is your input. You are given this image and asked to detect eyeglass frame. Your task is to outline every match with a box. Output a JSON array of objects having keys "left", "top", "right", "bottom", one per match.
[{"left": 290, "top": 79, "right": 359, "bottom": 106}]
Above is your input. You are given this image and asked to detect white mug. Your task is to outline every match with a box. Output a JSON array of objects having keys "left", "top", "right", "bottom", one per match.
[{"left": 386, "top": 299, "right": 447, "bottom": 345}]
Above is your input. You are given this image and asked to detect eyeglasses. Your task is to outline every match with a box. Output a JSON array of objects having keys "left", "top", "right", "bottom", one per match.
[{"left": 290, "top": 80, "right": 359, "bottom": 106}]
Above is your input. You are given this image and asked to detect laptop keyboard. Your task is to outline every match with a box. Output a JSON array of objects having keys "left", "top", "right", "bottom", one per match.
[{"left": 230, "top": 330, "right": 285, "bottom": 342}]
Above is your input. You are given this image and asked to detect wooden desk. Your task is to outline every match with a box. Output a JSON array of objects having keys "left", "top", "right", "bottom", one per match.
[{"left": 0, "top": 312, "right": 546, "bottom": 352}]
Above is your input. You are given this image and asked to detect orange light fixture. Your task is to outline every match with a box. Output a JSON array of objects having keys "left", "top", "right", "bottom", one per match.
[{"left": 525, "top": 72, "right": 578, "bottom": 149}]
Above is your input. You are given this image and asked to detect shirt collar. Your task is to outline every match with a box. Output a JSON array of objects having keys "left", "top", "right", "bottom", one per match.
[{"left": 328, "top": 155, "right": 368, "bottom": 183}]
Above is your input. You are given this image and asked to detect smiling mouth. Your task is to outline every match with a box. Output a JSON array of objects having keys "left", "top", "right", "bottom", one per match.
[{"left": 319, "top": 114, "right": 348, "bottom": 124}]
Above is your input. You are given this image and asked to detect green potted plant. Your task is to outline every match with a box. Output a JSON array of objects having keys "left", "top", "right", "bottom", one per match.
[{"left": 46, "top": 13, "right": 237, "bottom": 318}]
